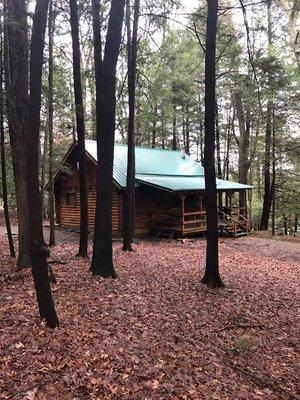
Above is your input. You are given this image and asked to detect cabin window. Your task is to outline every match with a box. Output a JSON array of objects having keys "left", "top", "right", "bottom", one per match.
[{"left": 66, "top": 192, "right": 76, "bottom": 206}]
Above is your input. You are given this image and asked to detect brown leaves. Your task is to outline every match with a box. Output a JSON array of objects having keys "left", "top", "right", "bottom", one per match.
[{"left": 0, "top": 233, "right": 299, "bottom": 399}]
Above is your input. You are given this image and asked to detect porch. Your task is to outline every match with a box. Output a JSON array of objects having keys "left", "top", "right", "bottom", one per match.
[{"left": 151, "top": 191, "right": 252, "bottom": 238}]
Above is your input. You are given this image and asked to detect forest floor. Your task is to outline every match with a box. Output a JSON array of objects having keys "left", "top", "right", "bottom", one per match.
[{"left": 0, "top": 224, "right": 299, "bottom": 400}]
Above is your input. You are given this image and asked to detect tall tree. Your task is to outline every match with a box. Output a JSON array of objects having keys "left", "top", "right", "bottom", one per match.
[
  {"left": 260, "top": 0, "right": 273, "bottom": 230},
  {"left": 69, "top": 0, "right": 89, "bottom": 257},
  {"left": 4, "top": 0, "right": 31, "bottom": 268},
  {"left": 0, "top": 24, "right": 15, "bottom": 258},
  {"left": 234, "top": 89, "right": 251, "bottom": 208},
  {"left": 48, "top": 0, "right": 55, "bottom": 246},
  {"left": 91, "top": 0, "right": 126, "bottom": 277},
  {"left": 201, "top": 0, "right": 224, "bottom": 288},
  {"left": 26, "top": 0, "right": 59, "bottom": 327},
  {"left": 123, "top": 0, "right": 140, "bottom": 251}
]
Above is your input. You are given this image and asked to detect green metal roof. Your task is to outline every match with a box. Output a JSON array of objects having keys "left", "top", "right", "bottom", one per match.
[
  {"left": 78, "top": 140, "right": 253, "bottom": 192},
  {"left": 135, "top": 175, "right": 253, "bottom": 192}
]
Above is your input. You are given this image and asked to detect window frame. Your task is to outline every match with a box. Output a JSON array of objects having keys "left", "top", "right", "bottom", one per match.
[{"left": 66, "top": 191, "right": 76, "bottom": 207}]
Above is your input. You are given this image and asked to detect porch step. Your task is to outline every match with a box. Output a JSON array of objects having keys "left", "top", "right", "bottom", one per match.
[
  {"left": 221, "top": 227, "right": 248, "bottom": 237},
  {"left": 156, "top": 229, "right": 175, "bottom": 240}
]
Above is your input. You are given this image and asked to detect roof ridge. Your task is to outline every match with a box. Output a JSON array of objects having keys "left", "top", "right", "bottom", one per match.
[{"left": 136, "top": 174, "right": 204, "bottom": 178}]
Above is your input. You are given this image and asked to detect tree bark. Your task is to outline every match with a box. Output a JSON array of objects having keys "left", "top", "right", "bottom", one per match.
[
  {"left": 48, "top": 0, "right": 55, "bottom": 246},
  {"left": 172, "top": 98, "right": 177, "bottom": 150},
  {"left": 123, "top": 0, "right": 140, "bottom": 251},
  {"left": 69, "top": 0, "right": 89, "bottom": 258},
  {"left": 0, "top": 26, "right": 15, "bottom": 258},
  {"left": 91, "top": 0, "right": 125, "bottom": 277},
  {"left": 260, "top": 103, "right": 272, "bottom": 230},
  {"left": 260, "top": 0, "right": 273, "bottom": 230},
  {"left": 215, "top": 100, "right": 222, "bottom": 207},
  {"left": 234, "top": 91, "right": 250, "bottom": 184},
  {"left": 40, "top": 117, "right": 48, "bottom": 219},
  {"left": 283, "top": 216, "right": 288, "bottom": 235},
  {"left": 4, "top": 0, "right": 31, "bottom": 268},
  {"left": 185, "top": 107, "right": 190, "bottom": 156},
  {"left": 234, "top": 90, "right": 250, "bottom": 208},
  {"left": 27, "top": 0, "right": 59, "bottom": 327},
  {"left": 201, "top": 0, "right": 224, "bottom": 288},
  {"left": 215, "top": 101, "right": 222, "bottom": 180},
  {"left": 151, "top": 105, "right": 157, "bottom": 148}
]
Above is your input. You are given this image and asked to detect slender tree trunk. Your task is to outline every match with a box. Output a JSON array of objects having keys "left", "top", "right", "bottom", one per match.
[
  {"left": 215, "top": 100, "right": 222, "bottom": 207},
  {"left": 123, "top": 0, "right": 140, "bottom": 251},
  {"left": 172, "top": 93, "right": 177, "bottom": 150},
  {"left": 223, "top": 106, "right": 232, "bottom": 181},
  {"left": 235, "top": 91, "right": 250, "bottom": 183},
  {"left": 201, "top": 0, "right": 224, "bottom": 288},
  {"left": 91, "top": 0, "right": 125, "bottom": 277},
  {"left": 40, "top": 120, "right": 48, "bottom": 218},
  {"left": 185, "top": 106, "right": 190, "bottom": 155},
  {"left": 0, "top": 28, "right": 15, "bottom": 258},
  {"left": 260, "top": 103, "right": 272, "bottom": 230},
  {"left": 5, "top": 0, "right": 31, "bottom": 268},
  {"left": 48, "top": 0, "right": 55, "bottom": 246},
  {"left": 260, "top": 0, "right": 273, "bottom": 230},
  {"left": 215, "top": 101, "right": 222, "bottom": 179},
  {"left": 151, "top": 105, "right": 157, "bottom": 148},
  {"left": 27, "top": 0, "right": 59, "bottom": 328},
  {"left": 294, "top": 215, "right": 298, "bottom": 233},
  {"left": 283, "top": 216, "right": 288, "bottom": 235},
  {"left": 234, "top": 90, "right": 250, "bottom": 209},
  {"left": 69, "top": 0, "right": 89, "bottom": 257}
]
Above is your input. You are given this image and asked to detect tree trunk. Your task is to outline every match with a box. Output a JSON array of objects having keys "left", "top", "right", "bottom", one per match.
[
  {"left": 172, "top": 90, "right": 177, "bottom": 150},
  {"left": 215, "top": 100, "right": 222, "bottom": 207},
  {"left": 215, "top": 101, "right": 222, "bottom": 179},
  {"left": 234, "top": 90, "right": 250, "bottom": 208},
  {"left": 69, "top": 0, "right": 89, "bottom": 258},
  {"left": 4, "top": 0, "right": 31, "bottom": 268},
  {"left": 185, "top": 106, "right": 190, "bottom": 155},
  {"left": 201, "top": 0, "right": 224, "bottom": 288},
  {"left": 0, "top": 27, "right": 15, "bottom": 258},
  {"left": 27, "top": 0, "right": 59, "bottom": 328},
  {"left": 91, "top": 0, "right": 125, "bottom": 277},
  {"left": 40, "top": 118, "right": 49, "bottom": 219},
  {"left": 223, "top": 106, "right": 232, "bottom": 181},
  {"left": 234, "top": 91, "right": 250, "bottom": 183},
  {"left": 260, "top": 103, "right": 272, "bottom": 230},
  {"left": 123, "top": 0, "right": 140, "bottom": 251},
  {"left": 283, "top": 216, "right": 288, "bottom": 235},
  {"left": 151, "top": 105, "right": 157, "bottom": 148},
  {"left": 48, "top": 0, "right": 55, "bottom": 246},
  {"left": 260, "top": 0, "right": 273, "bottom": 230}
]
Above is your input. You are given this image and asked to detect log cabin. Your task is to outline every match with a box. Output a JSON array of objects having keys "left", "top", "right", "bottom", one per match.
[{"left": 53, "top": 140, "right": 254, "bottom": 238}]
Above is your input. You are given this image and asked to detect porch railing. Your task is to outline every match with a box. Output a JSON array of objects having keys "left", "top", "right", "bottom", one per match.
[
  {"left": 218, "top": 208, "right": 251, "bottom": 237},
  {"left": 151, "top": 206, "right": 251, "bottom": 236}
]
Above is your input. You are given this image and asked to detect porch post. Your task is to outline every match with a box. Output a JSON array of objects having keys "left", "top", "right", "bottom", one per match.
[
  {"left": 244, "top": 190, "right": 248, "bottom": 218},
  {"left": 229, "top": 191, "right": 233, "bottom": 209},
  {"left": 179, "top": 194, "right": 186, "bottom": 233},
  {"left": 200, "top": 194, "right": 204, "bottom": 229}
]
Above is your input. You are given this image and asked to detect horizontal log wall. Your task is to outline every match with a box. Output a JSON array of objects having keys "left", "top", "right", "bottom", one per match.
[
  {"left": 56, "top": 164, "right": 120, "bottom": 234},
  {"left": 58, "top": 188, "right": 119, "bottom": 233},
  {"left": 118, "top": 186, "right": 179, "bottom": 235},
  {"left": 56, "top": 161, "right": 181, "bottom": 236}
]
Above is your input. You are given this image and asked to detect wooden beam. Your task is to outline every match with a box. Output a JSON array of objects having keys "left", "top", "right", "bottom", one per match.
[{"left": 178, "top": 194, "right": 186, "bottom": 232}]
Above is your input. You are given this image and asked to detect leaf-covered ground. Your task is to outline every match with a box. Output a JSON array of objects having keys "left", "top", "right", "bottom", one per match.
[{"left": 0, "top": 230, "right": 299, "bottom": 400}]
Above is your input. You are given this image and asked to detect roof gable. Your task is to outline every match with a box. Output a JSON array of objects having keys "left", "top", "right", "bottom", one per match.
[
  {"left": 84, "top": 140, "right": 204, "bottom": 188},
  {"left": 58, "top": 140, "right": 253, "bottom": 192}
]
